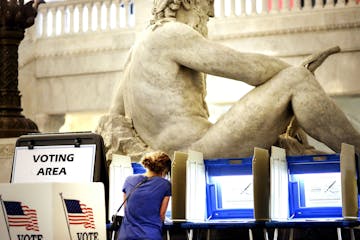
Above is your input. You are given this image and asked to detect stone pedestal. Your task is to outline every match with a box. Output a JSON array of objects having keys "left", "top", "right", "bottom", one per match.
[{"left": 0, "top": 137, "right": 16, "bottom": 182}]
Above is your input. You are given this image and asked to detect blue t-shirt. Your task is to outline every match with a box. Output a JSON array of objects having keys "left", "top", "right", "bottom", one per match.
[{"left": 118, "top": 174, "right": 171, "bottom": 240}]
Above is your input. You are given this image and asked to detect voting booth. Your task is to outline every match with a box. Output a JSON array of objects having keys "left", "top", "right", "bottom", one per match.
[
  {"left": 170, "top": 148, "right": 272, "bottom": 222},
  {"left": 287, "top": 154, "right": 343, "bottom": 218},
  {"left": 171, "top": 144, "right": 359, "bottom": 223},
  {"left": 165, "top": 145, "right": 360, "bottom": 240},
  {"left": 287, "top": 143, "right": 359, "bottom": 220},
  {"left": 169, "top": 148, "right": 270, "bottom": 222}
]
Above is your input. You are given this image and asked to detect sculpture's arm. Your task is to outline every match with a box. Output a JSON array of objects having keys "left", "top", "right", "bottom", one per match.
[{"left": 164, "top": 23, "right": 290, "bottom": 86}]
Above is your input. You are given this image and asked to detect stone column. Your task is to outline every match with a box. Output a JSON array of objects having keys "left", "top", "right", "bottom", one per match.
[
  {"left": 0, "top": 30, "right": 38, "bottom": 137},
  {"left": 0, "top": 0, "right": 43, "bottom": 138}
]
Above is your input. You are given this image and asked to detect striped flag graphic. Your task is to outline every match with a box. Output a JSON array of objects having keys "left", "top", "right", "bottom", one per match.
[
  {"left": 64, "top": 199, "right": 95, "bottom": 229},
  {"left": 3, "top": 201, "right": 39, "bottom": 231}
]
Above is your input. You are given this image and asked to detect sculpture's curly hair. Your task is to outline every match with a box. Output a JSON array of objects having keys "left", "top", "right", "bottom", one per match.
[
  {"left": 151, "top": 0, "right": 201, "bottom": 23},
  {"left": 141, "top": 151, "right": 171, "bottom": 174},
  {"left": 151, "top": 0, "right": 179, "bottom": 22}
]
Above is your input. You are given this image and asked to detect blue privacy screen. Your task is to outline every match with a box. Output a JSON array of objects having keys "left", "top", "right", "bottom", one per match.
[
  {"left": 287, "top": 154, "right": 346, "bottom": 218},
  {"left": 205, "top": 157, "right": 254, "bottom": 220}
]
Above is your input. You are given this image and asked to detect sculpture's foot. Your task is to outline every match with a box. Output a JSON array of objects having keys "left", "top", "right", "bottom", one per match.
[
  {"left": 277, "top": 116, "right": 329, "bottom": 155},
  {"left": 302, "top": 46, "right": 341, "bottom": 72}
]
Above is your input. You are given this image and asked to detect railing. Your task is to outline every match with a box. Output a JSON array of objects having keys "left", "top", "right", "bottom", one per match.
[
  {"left": 214, "top": 0, "right": 359, "bottom": 17},
  {"left": 34, "top": 0, "right": 359, "bottom": 39},
  {"left": 35, "top": 0, "right": 139, "bottom": 38}
]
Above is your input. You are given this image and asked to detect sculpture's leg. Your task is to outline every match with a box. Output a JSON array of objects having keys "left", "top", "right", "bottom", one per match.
[
  {"left": 190, "top": 66, "right": 360, "bottom": 158},
  {"left": 291, "top": 68, "right": 360, "bottom": 155},
  {"left": 278, "top": 46, "right": 342, "bottom": 154}
]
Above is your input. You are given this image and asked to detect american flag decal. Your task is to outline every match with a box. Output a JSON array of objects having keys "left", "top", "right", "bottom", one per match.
[
  {"left": 64, "top": 199, "right": 95, "bottom": 229},
  {"left": 4, "top": 201, "right": 39, "bottom": 231}
]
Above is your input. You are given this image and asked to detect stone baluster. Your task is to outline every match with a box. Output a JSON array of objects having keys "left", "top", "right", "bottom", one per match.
[
  {"left": 293, "top": 0, "right": 302, "bottom": 11},
  {"left": 271, "top": 0, "right": 280, "bottom": 12},
  {"left": 86, "top": 3, "right": 92, "bottom": 32},
  {"left": 62, "top": 6, "right": 68, "bottom": 34},
  {"left": 113, "top": 0, "right": 120, "bottom": 29},
  {"left": 261, "top": 0, "right": 269, "bottom": 13},
  {"left": 303, "top": 0, "right": 313, "bottom": 9},
  {"left": 105, "top": 0, "right": 112, "bottom": 30},
  {"left": 124, "top": 1, "right": 130, "bottom": 27},
  {"left": 229, "top": 0, "right": 236, "bottom": 16},
  {"left": 119, "top": 1, "right": 124, "bottom": 27},
  {"left": 51, "top": 8, "right": 57, "bottom": 36},
  {"left": 217, "top": 0, "right": 225, "bottom": 17},
  {"left": 251, "top": 0, "right": 257, "bottom": 14},
  {"left": 68, "top": 5, "right": 75, "bottom": 34},
  {"left": 46, "top": 8, "right": 52, "bottom": 36},
  {"left": 99, "top": 2, "right": 104, "bottom": 30},
  {"left": 282, "top": 0, "right": 291, "bottom": 12},
  {"left": 324, "top": 0, "right": 335, "bottom": 8},
  {"left": 239, "top": 0, "right": 246, "bottom": 15},
  {"left": 312, "top": 0, "right": 323, "bottom": 9},
  {"left": 110, "top": 2, "right": 115, "bottom": 29},
  {"left": 38, "top": 7, "right": 47, "bottom": 38},
  {"left": 336, "top": 0, "right": 346, "bottom": 7},
  {"left": 78, "top": 4, "right": 84, "bottom": 33},
  {"left": 42, "top": 8, "right": 49, "bottom": 37},
  {"left": 57, "top": 6, "right": 63, "bottom": 35},
  {"left": 87, "top": 3, "right": 94, "bottom": 32},
  {"left": 347, "top": 0, "right": 357, "bottom": 7}
]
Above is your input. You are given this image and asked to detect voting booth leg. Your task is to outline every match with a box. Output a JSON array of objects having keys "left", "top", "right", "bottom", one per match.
[
  {"left": 249, "top": 229, "right": 253, "bottom": 240},
  {"left": 336, "top": 228, "right": 357, "bottom": 240},
  {"left": 289, "top": 229, "right": 294, "bottom": 240},
  {"left": 350, "top": 228, "right": 355, "bottom": 240},
  {"left": 166, "top": 229, "right": 170, "bottom": 240},
  {"left": 206, "top": 229, "right": 210, "bottom": 240},
  {"left": 251, "top": 228, "right": 271, "bottom": 240},
  {"left": 337, "top": 228, "right": 342, "bottom": 240},
  {"left": 273, "top": 228, "right": 278, "bottom": 240},
  {"left": 187, "top": 229, "right": 193, "bottom": 240}
]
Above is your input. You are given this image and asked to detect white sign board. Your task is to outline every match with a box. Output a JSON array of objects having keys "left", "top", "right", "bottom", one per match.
[
  {"left": 12, "top": 145, "right": 96, "bottom": 183},
  {"left": 0, "top": 182, "right": 106, "bottom": 240}
]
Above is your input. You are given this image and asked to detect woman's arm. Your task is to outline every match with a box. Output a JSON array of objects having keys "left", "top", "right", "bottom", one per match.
[
  {"left": 159, "top": 196, "right": 170, "bottom": 221},
  {"left": 122, "top": 193, "right": 127, "bottom": 207}
]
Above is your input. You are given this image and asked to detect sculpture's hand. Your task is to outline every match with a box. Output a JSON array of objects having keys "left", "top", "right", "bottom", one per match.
[{"left": 302, "top": 46, "right": 341, "bottom": 73}]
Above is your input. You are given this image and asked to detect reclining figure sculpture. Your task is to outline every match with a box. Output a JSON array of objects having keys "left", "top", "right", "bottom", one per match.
[{"left": 96, "top": 0, "right": 360, "bottom": 161}]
